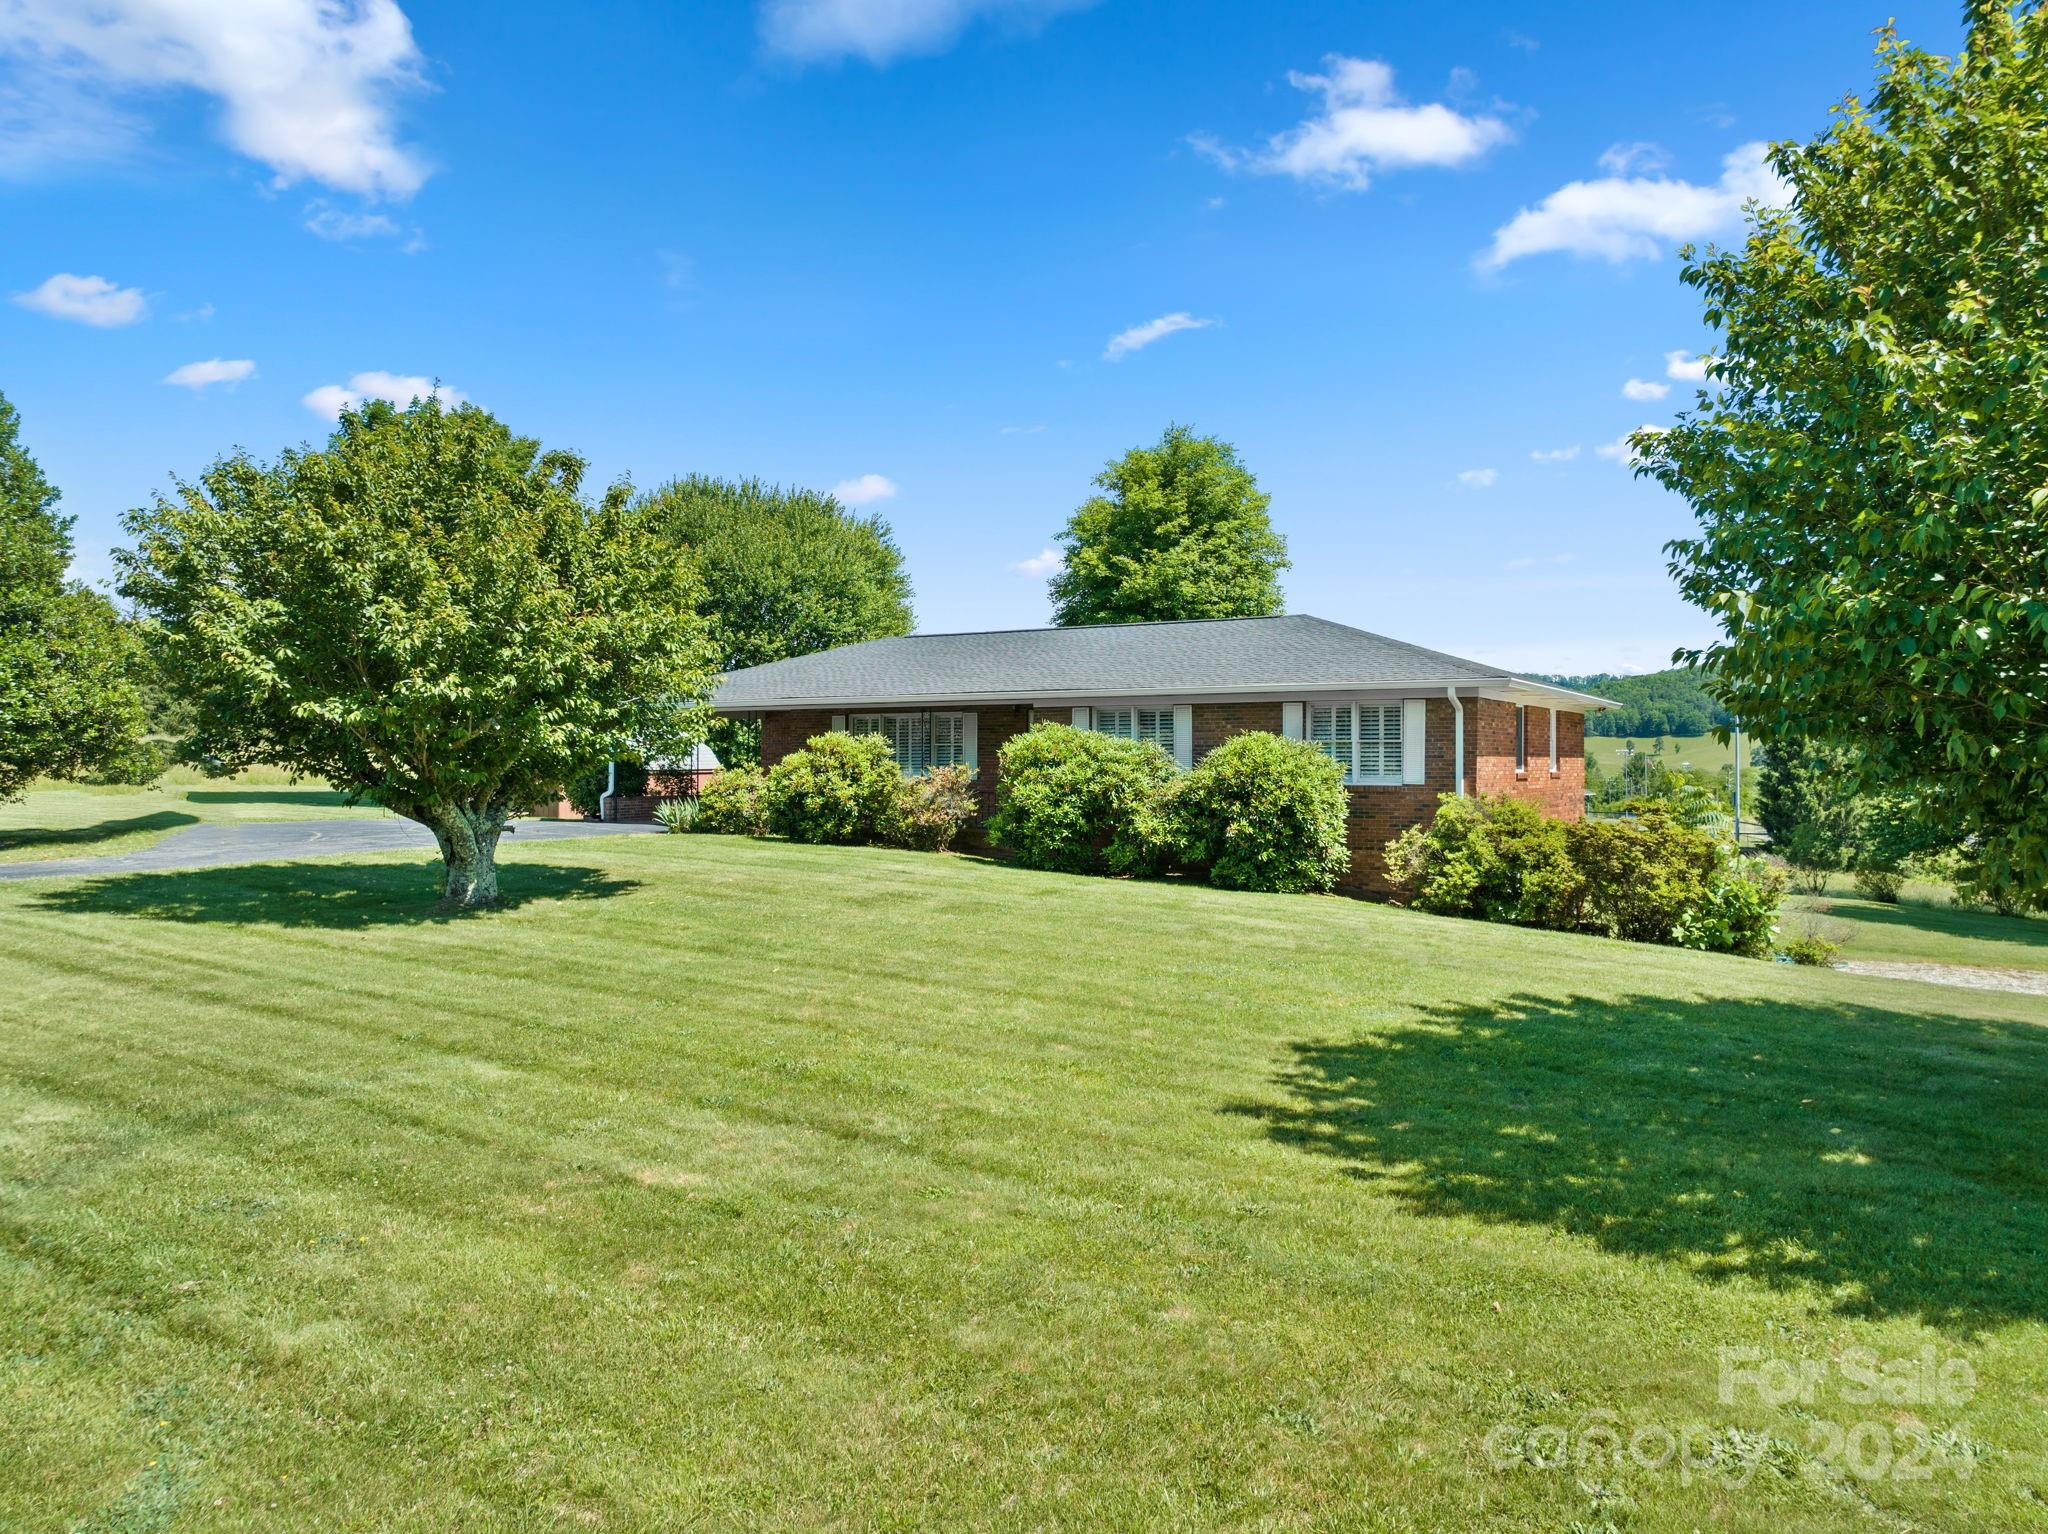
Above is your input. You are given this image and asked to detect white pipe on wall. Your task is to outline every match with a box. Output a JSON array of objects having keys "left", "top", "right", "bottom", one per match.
[{"left": 1446, "top": 687, "right": 1465, "bottom": 797}]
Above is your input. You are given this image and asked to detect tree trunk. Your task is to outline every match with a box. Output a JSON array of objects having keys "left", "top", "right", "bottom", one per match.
[{"left": 432, "top": 806, "right": 506, "bottom": 909}]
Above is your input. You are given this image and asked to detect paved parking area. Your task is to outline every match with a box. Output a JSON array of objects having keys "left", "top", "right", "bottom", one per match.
[{"left": 0, "top": 817, "right": 661, "bottom": 881}]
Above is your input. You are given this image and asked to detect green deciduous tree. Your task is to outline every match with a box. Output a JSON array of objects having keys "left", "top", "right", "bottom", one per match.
[
  {"left": 1049, "top": 425, "right": 1288, "bottom": 626},
  {"left": 1643, "top": 5, "right": 2048, "bottom": 895},
  {"left": 0, "top": 389, "right": 146, "bottom": 799},
  {"left": 120, "top": 398, "right": 715, "bottom": 908},
  {"left": 636, "top": 476, "right": 913, "bottom": 764}
]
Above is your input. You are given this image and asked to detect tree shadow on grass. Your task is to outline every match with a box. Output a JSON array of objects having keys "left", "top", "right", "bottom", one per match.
[
  {"left": 1234, "top": 991, "right": 2048, "bottom": 1333},
  {"left": 1806, "top": 896, "right": 2048, "bottom": 957},
  {"left": 0, "top": 810, "right": 198, "bottom": 856},
  {"left": 183, "top": 789, "right": 358, "bottom": 808},
  {"left": 29, "top": 858, "right": 640, "bottom": 929}
]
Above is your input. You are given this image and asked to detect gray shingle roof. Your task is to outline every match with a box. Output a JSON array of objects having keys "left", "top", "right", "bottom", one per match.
[{"left": 712, "top": 614, "right": 1615, "bottom": 711}]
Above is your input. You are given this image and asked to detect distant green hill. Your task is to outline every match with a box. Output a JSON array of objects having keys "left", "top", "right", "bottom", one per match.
[{"left": 1530, "top": 666, "right": 1732, "bottom": 738}]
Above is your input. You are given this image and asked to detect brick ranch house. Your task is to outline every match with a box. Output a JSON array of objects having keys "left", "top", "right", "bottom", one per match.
[{"left": 707, "top": 614, "right": 1616, "bottom": 894}]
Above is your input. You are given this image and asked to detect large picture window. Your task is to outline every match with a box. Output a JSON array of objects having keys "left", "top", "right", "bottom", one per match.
[
  {"left": 1308, "top": 703, "right": 1404, "bottom": 785},
  {"left": 848, "top": 712, "right": 967, "bottom": 774},
  {"left": 1092, "top": 707, "right": 1175, "bottom": 751}
]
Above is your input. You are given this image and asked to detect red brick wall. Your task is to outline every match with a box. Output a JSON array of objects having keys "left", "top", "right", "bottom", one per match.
[{"left": 729, "top": 696, "right": 1587, "bottom": 897}]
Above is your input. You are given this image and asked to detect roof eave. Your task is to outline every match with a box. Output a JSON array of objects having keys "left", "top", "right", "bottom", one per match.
[{"left": 713, "top": 676, "right": 1620, "bottom": 712}]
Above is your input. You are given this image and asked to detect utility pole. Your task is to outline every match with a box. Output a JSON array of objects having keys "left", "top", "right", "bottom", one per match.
[{"left": 1731, "top": 721, "right": 1743, "bottom": 846}]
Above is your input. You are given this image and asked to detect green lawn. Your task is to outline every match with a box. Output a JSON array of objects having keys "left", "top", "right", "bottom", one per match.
[
  {"left": 0, "top": 769, "right": 390, "bottom": 863},
  {"left": 1783, "top": 883, "right": 2048, "bottom": 972},
  {"left": 1587, "top": 732, "right": 1753, "bottom": 777},
  {"left": 3, "top": 836, "right": 2044, "bottom": 1531}
]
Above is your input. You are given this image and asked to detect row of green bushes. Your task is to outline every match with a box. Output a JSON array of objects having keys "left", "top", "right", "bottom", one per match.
[
  {"left": 988, "top": 724, "right": 1350, "bottom": 893},
  {"left": 694, "top": 725, "right": 1353, "bottom": 894},
  {"left": 694, "top": 732, "right": 980, "bottom": 850},
  {"left": 1384, "top": 795, "right": 1783, "bottom": 957}
]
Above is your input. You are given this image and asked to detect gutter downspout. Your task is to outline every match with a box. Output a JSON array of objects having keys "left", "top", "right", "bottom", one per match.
[
  {"left": 1446, "top": 687, "right": 1465, "bottom": 798},
  {"left": 597, "top": 760, "right": 617, "bottom": 822}
]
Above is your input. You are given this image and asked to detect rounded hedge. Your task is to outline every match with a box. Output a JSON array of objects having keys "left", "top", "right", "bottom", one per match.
[
  {"left": 1170, "top": 731, "right": 1350, "bottom": 893},
  {"left": 695, "top": 765, "right": 769, "bottom": 835},
  {"left": 987, "top": 723, "right": 1176, "bottom": 876},
  {"left": 762, "top": 731, "right": 902, "bottom": 844}
]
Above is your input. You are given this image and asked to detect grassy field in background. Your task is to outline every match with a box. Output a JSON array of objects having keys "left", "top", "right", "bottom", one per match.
[
  {"left": 0, "top": 768, "right": 389, "bottom": 864},
  {"left": 2, "top": 834, "right": 2044, "bottom": 1531},
  {"left": 1586, "top": 732, "right": 1754, "bottom": 777}
]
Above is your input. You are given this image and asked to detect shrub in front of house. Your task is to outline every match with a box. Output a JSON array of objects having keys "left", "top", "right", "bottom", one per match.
[
  {"left": 988, "top": 723, "right": 1177, "bottom": 877},
  {"left": 882, "top": 763, "right": 979, "bottom": 852},
  {"left": 695, "top": 765, "right": 771, "bottom": 836},
  {"left": 1386, "top": 796, "right": 1782, "bottom": 956},
  {"left": 1169, "top": 731, "right": 1349, "bottom": 893},
  {"left": 1385, "top": 794, "right": 1582, "bottom": 928},
  {"left": 762, "top": 731, "right": 904, "bottom": 844}
]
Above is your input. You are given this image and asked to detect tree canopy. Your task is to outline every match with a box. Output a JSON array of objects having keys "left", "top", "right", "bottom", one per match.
[
  {"left": 1049, "top": 425, "right": 1288, "bottom": 626},
  {"left": 120, "top": 397, "right": 715, "bottom": 907},
  {"left": 0, "top": 389, "right": 146, "bottom": 799},
  {"left": 1530, "top": 666, "right": 1733, "bottom": 738},
  {"left": 636, "top": 475, "right": 913, "bottom": 670},
  {"left": 1641, "top": 4, "right": 2048, "bottom": 894}
]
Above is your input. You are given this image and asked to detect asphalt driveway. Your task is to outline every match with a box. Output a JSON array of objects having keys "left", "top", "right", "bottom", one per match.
[{"left": 0, "top": 817, "right": 662, "bottom": 882}]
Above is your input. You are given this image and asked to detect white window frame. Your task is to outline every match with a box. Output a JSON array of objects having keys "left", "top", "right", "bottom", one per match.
[
  {"left": 1515, "top": 705, "right": 1528, "bottom": 775},
  {"left": 1548, "top": 707, "right": 1560, "bottom": 776},
  {"left": 1090, "top": 704, "right": 1175, "bottom": 753},
  {"left": 846, "top": 711, "right": 969, "bottom": 775},
  {"left": 1307, "top": 701, "right": 1405, "bottom": 786}
]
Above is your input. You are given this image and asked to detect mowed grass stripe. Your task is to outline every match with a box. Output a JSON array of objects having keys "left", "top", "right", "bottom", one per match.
[{"left": 2, "top": 834, "right": 2045, "bottom": 1531}]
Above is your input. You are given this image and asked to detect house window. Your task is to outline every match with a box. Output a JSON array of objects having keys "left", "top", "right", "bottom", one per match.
[
  {"left": 1548, "top": 709, "right": 1560, "bottom": 775},
  {"left": 848, "top": 712, "right": 966, "bottom": 774},
  {"left": 1092, "top": 707, "right": 1174, "bottom": 751},
  {"left": 1308, "top": 703, "right": 1403, "bottom": 784},
  {"left": 1515, "top": 706, "right": 1528, "bottom": 773}
]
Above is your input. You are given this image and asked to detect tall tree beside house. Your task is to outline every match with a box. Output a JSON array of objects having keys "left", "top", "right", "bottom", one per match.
[
  {"left": 1641, "top": 3, "right": 2048, "bottom": 896},
  {"left": 637, "top": 476, "right": 913, "bottom": 765},
  {"left": 0, "top": 389, "right": 147, "bottom": 799},
  {"left": 1049, "top": 425, "right": 1288, "bottom": 626},
  {"left": 120, "top": 397, "right": 716, "bottom": 908}
]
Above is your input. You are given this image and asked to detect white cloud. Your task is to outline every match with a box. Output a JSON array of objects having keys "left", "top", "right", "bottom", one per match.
[
  {"left": 1011, "top": 547, "right": 1062, "bottom": 577},
  {"left": 164, "top": 357, "right": 256, "bottom": 390},
  {"left": 1530, "top": 444, "right": 1580, "bottom": 464},
  {"left": 1457, "top": 467, "right": 1499, "bottom": 488},
  {"left": 11, "top": 272, "right": 147, "bottom": 326},
  {"left": 1481, "top": 141, "right": 1788, "bottom": 269},
  {"left": 999, "top": 423, "right": 1045, "bottom": 435},
  {"left": 760, "top": 0, "right": 1092, "bottom": 65},
  {"left": 1664, "top": 348, "right": 1709, "bottom": 382},
  {"left": 832, "top": 472, "right": 898, "bottom": 505},
  {"left": 1596, "top": 141, "right": 1669, "bottom": 176},
  {"left": 302, "top": 202, "right": 422, "bottom": 246},
  {"left": 1621, "top": 377, "right": 1669, "bottom": 401},
  {"left": 1504, "top": 552, "right": 1575, "bottom": 570},
  {"left": 0, "top": 0, "right": 431, "bottom": 197},
  {"left": 1102, "top": 311, "right": 1213, "bottom": 361},
  {"left": 1193, "top": 55, "right": 1510, "bottom": 191},
  {"left": 302, "top": 371, "right": 464, "bottom": 417},
  {"left": 1595, "top": 425, "right": 1663, "bottom": 466}
]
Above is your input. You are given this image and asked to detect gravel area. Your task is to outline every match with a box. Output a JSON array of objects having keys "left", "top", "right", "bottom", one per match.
[{"left": 1835, "top": 959, "right": 2048, "bottom": 998}]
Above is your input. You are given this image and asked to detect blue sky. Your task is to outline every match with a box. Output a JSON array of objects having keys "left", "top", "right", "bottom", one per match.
[{"left": 1, "top": 0, "right": 1964, "bottom": 674}]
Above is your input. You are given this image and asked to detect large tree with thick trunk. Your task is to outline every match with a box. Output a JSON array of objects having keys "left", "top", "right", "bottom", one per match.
[{"left": 120, "top": 396, "right": 714, "bottom": 908}]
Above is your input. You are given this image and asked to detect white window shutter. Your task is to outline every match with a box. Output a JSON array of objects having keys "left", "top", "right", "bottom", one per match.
[
  {"left": 1172, "top": 704, "right": 1193, "bottom": 768},
  {"left": 1281, "top": 702, "right": 1304, "bottom": 740},
  {"left": 1071, "top": 706, "right": 1091, "bottom": 729},
  {"left": 830, "top": 713, "right": 845, "bottom": 733},
  {"left": 961, "top": 711, "right": 978, "bottom": 770},
  {"left": 1401, "top": 698, "right": 1427, "bottom": 784}
]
